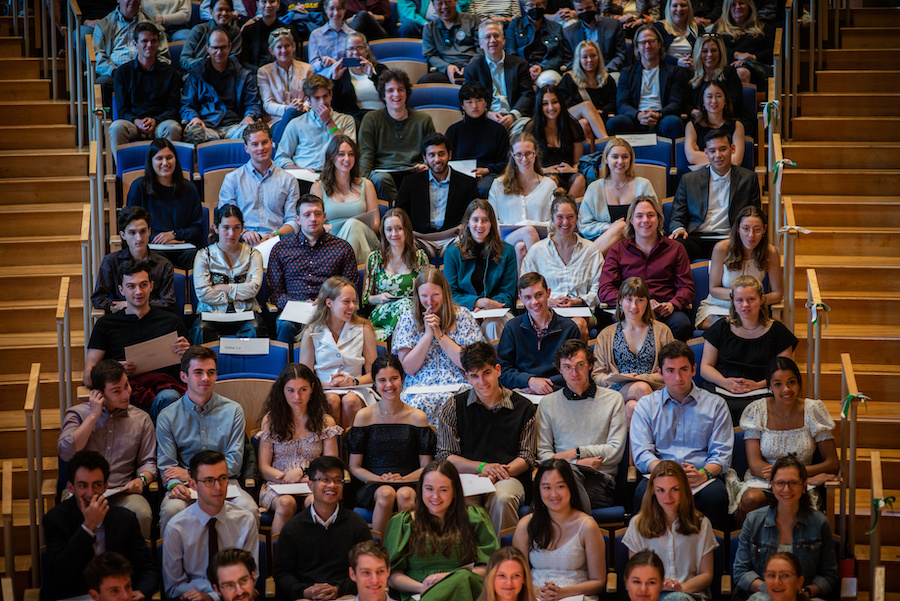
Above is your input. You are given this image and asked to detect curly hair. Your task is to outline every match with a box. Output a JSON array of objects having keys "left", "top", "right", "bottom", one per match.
[{"left": 262, "top": 363, "right": 329, "bottom": 441}]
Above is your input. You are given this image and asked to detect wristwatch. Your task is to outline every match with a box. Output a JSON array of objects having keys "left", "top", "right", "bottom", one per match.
[
  {"left": 801, "top": 586, "right": 812, "bottom": 598},
  {"left": 575, "top": 447, "right": 581, "bottom": 459}
]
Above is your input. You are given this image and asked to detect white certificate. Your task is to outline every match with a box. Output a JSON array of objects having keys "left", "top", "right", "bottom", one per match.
[
  {"left": 254, "top": 235, "right": 280, "bottom": 269},
  {"left": 190, "top": 484, "right": 242, "bottom": 499},
  {"left": 617, "top": 133, "right": 657, "bottom": 147},
  {"left": 517, "top": 391, "right": 546, "bottom": 405},
  {"left": 124, "top": 331, "right": 181, "bottom": 375},
  {"left": 472, "top": 308, "right": 511, "bottom": 319},
  {"left": 279, "top": 300, "right": 316, "bottom": 324},
  {"left": 285, "top": 168, "right": 320, "bottom": 183},
  {"left": 201, "top": 310, "right": 254, "bottom": 323},
  {"left": 269, "top": 483, "right": 312, "bottom": 495},
  {"left": 460, "top": 473, "right": 497, "bottom": 497},
  {"left": 449, "top": 159, "right": 477, "bottom": 177},
  {"left": 218, "top": 337, "right": 270, "bottom": 355},
  {"left": 553, "top": 306, "right": 593, "bottom": 318},
  {"left": 404, "top": 384, "right": 466, "bottom": 395},
  {"left": 148, "top": 242, "right": 196, "bottom": 251}
]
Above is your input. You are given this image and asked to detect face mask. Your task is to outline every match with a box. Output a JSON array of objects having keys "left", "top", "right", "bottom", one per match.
[
  {"left": 578, "top": 9, "right": 596, "bottom": 23},
  {"left": 527, "top": 7, "right": 546, "bottom": 20}
]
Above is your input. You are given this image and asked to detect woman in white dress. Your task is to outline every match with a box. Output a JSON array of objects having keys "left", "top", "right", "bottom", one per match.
[
  {"left": 488, "top": 132, "right": 557, "bottom": 268},
  {"left": 623, "top": 460, "right": 718, "bottom": 601},
  {"left": 513, "top": 459, "right": 607, "bottom": 601},
  {"left": 298, "top": 276, "right": 377, "bottom": 429},
  {"left": 579, "top": 138, "right": 659, "bottom": 255}
]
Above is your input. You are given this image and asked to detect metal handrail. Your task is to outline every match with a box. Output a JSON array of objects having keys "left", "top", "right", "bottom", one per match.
[
  {"left": 56, "top": 277, "right": 73, "bottom": 421},
  {"left": 23, "top": 363, "right": 42, "bottom": 587},
  {"left": 1, "top": 462, "right": 12, "bottom": 582},
  {"left": 869, "top": 451, "right": 885, "bottom": 593},
  {"left": 839, "top": 353, "right": 859, "bottom": 560},
  {"left": 780, "top": 196, "right": 797, "bottom": 331},
  {"left": 805, "top": 269, "right": 827, "bottom": 400}
]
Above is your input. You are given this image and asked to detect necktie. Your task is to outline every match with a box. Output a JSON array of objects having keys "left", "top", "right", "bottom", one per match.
[{"left": 208, "top": 517, "right": 219, "bottom": 564}]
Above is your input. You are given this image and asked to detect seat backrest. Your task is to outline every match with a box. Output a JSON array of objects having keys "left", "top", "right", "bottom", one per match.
[
  {"left": 369, "top": 38, "right": 424, "bottom": 61},
  {"left": 675, "top": 138, "right": 690, "bottom": 175},
  {"left": 116, "top": 141, "right": 153, "bottom": 177},
  {"left": 382, "top": 59, "right": 428, "bottom": 84},
  {"left": 168, "top": 41, "right": 185, "bottom": 66},
  {"left": 691, "top": 261, "right": 711, "bottom": 318},
  {"left": 732, "top": 428, "right": 748, "bottom": 477},
  {"left": 689, "top": 340, "right": 706, "bottom": 386},
  {"left": 203, "top": 167, "right": 239, "bottom": 212},
  {"left": 207, "top": 341, "right": 291, "bottom": 378},
  {"left": 633, "top": 161, "right": 669, "bottom": 199},
  {"left": 662, "top": 199, "right": 674, "bottom": 234},
  {"left": 197, "top": 140, "right": 250, "bottom": 175},
  {"left": 213, "top": 375, "right": 277, "bottom": 436},
  {"left": 632, "top": 137, "right": 673, "bottom": 171},
  {"left": 173, "top": 268, "right": 189, "bottom": 317},
  {"left": 409, "top": 83, "right": 461, "bottom": 109},
  {"left": 742, "top": 139, "right": 754, "bottom": 170},
  {"left": 418, "top": 107, "right": 463, "bottom": 134}
]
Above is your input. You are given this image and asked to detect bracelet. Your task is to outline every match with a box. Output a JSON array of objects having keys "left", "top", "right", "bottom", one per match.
[
  {"left": 167, "top": 481, "right": 179, "bottom": 493},
  {"left": 328, "top": 126, "right": 339, "bottom": 134},
  {"left": 477, "top": 462, "right": 487, "bottom": 475},
  {"left": 698, "top": 468, "right": 711, "bottom": 481},
  {"left": 352, "top": 377, "right": 359, "bottom": 386},
  {"left": 139, "top": 473, "right": 148, "bottom": 485}
]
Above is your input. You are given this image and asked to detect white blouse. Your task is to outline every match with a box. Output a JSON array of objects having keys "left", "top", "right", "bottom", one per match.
[
  {"left": 488, "top": 175, "right": 556, "bottom": 225},
  {"left": 521, "top": 235, "right": 603, "bottom": 309},
  {"left": 309, "top": 321, "right": 366, "bottom": 381}
]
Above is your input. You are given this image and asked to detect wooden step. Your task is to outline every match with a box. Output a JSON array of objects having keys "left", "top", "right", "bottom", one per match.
[
  {"left": 0, "top": 203, "right": 87, "bottom": 236},
  {"left": 0, "top": 265, "right": 82, "bottom": 303},
  {"left": 789, "top": 196, "right": 900, "bottom": 228},
  {"left": 850, "top": 7, "right": 900, "bottom": 27},
  {"left": 0, "top": 101, "right": 68, "bottom": 125},
  {"left": 795, "top": 325, "right": 900, "bottom": 364},
  {"left": 782, "top": 169, "right": 900, "bottom": 195},
  {"left": 816, "top": 70, "right": 900, "bottom": 94},
  {"left": 0, "top": 236, "right": 84, "bottom": 267},
  {"left": 781, "top": 143, "right": 900, "bottom": 169},
  {"left": 841, "top": 27, "right": 900, "bottom": 49},
  {"left": 798, "top": 93, "right": 900, "bottom": 117},
  {"left": 0, "top": 58, "right": 40, "bottom": 79},
  {"left": 0, "top": 124, "right": 76, "bottom": 149},
  {"left": 0, "top": 150, "right": 87, "bottom": 178},
  {"left": 0, "top": 37, "right": 22, "bottom": 58},
  {"left": 791, "top": 117, "right": 900, "bottom": 142},
  {"left": 801, "top": 49, "right": 898, "bottom": 71},
  {"left": 0, "top": 371, "right": 80, "bottom": 413},
  {"left": 818, "top": 369, "right": 900, "bottom": 402},
  {"left": 0, "top": 331, "right": 84, "bottom": 373},
  {"left": 791, "top": 294, "right": 900, "bottom": 326},
  {"left": 795, "top": 256, "right": 900, "bottom": 293},
  {"left": 0, "top": 409, "right": 62, "bottom": 460},
  {"left": 0, "top": 79, "right": 51, "bottom": 101},
  {"left": 795, "top": 227, "right": 900, "bottom": 257},
  {"left": 0, "top": 299, "right": 85, "bottom": 334},
  {"left": 0, "top": 176, "right": 91, "bottom": 204}
]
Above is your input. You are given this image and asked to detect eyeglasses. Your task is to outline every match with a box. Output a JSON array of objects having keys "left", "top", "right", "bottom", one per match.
[
  {"left": 218, "top": 576, "right": 253, "bottom": 593},
  {"left": 197, "top": 475, "right": 229, "bottom": 487},
  {"left": 772, "top": 480, "right": 803, "bottom": 490},
  {"left": 560, "top": 362, "right": 589, "bottom": 372},
  {"left": 513, "top": 151, "right": 535, "bottom": 159},
  {"left": 311, "top": 477, "right": 344, "bottom": 486}
]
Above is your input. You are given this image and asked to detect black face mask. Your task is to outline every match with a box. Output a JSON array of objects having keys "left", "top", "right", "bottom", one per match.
[
  {"left": 527, "top": 7, "right": 546, "bottom": 20},
  {"left": 578, "top": 9, "right": 596, "bottom": 23}
]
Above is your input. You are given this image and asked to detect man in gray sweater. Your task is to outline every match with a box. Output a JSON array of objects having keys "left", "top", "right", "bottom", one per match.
[{"left": 537, "top": 339, "right": 627, "bottom": 508}]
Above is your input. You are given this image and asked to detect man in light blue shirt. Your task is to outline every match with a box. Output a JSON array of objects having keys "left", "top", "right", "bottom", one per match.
[
  {"left": 630, "top": 340, "right": 733, "bottom": 530},
  {"left": 274, "top": 74, "right": 357, "bottom": 171},
  {"left": 218, "top": 121, "right": 301, "bottom": 246},
  {"left": 156, "top": 345, "right": 259, "bottom": 533}
]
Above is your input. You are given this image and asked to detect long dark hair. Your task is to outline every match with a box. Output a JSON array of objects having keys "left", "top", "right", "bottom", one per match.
[
  {"left": 319, "top": 134, "right": 361, "bottom": 197},
  {"left": 411, "top": 460, "right": 478, "bottom": 562},
  {"left": 530, "top": 85, "right": 582, "bottom": 164},
  {"left": 210, "top": 203, "right": 244, "bottom": 245},
  {"left": 143, "top": 138, "right": 185, "bottom": 197},
  {"left": 724, "top": 205, "right": 770, "bottom": 273},
  {"left": 695, "top": 79, "right": 735, "bottom": 128},
  {"left": 528, "top": 459, "right": 587, "bottom": 550},
  {"left": 455, "top": 199, "right": 505, "bottom": 265},
  {"left": 261, "top": 363, "right": 329, "bottom": 441}
]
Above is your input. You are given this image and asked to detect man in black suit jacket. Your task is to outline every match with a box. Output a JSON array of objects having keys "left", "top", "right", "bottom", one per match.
[
  {"left": 463, "top": 19, "right": 535, "bottom": 135},
  {"left": 670, "top": 128, "right": 762, "bottom": 260},
  {"left": 396, "top": 133, "right": 480, "bottom": 257},
  {"left": 563, "top": 0, "right": 627, "bottom": 71},
  {"left": 43, "top": 451, "right": 157, "bottom": 601},
  {"left": 606, "top": 23, "right": 688, "bottom": 140}
]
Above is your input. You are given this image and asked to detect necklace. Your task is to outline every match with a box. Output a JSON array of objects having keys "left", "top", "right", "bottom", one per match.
[
  {"left": 771, "top": 401, "right": 799, "bottom": 420},
  {"left": 378, "top": 401, "right": 403, "bottom": 423},
  {"left": 609, "top": 177, "right": 631, "bottom": 190}
]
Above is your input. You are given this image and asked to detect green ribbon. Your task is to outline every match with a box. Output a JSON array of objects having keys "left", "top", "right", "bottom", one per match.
[
  {"left": 761, "top": 100, "right": 781, "bottom": 129},
  {"left": 866, "top": 496, "right": 895, "bottom": 534},
  {"left": 805, "top": 300, "right": 831, "bottom": 332},
  {"left": 841, "top": 392, "right": 870, "bottom": 419},
  {"left": 772, "top": 158, "right": 797, "bottom": 199}
]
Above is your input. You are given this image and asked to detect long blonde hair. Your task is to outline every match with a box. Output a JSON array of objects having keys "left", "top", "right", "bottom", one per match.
[
  {"left": 714, "top": 0, "right": 765, "bottom": 39},
  {"left": 501, "top": 132, "right": 544, "bottom": 196},
  {"left": 410, "top": 267, "right": 457, "bottom": 335},
  {"left": 307, "top": 276, "right": 369, "bottom": 329},
  {"left": 477, "top": 547, "right": 537, "bottom": 601},
  {"left": 661, "top": 0, "right": 698, "bottom": 37},
  {"left": 599, "top": 137, "right": 636, "bottom": 180},
  {"left": 571, "top": 40, "right": 610, "bottom": 88},
  {"left": 690, "top": 34, "right": 728, "bottom": 88}
]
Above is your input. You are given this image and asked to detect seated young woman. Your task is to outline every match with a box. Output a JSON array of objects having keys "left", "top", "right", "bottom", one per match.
[
  {"left": 363, "top": 207, "right": 429, "bottom": 342},
  {"left": 557, "top": 40, "right": 614, "bottom": 144},
  {"left": 310, "top": 134, "right": 380, "bottom": 264},
  {"left": 521, "top": 191, "right": 602, "bottom": 341},
  {"left": 347, "top": 353, "right": 435, "bottom": 538},
  {"left": 687, "top": 33, "right": 751, "bottom": 134},
  {"left": 190, "top": 204, "right": 267, "bottom": 344},
  {"left": 391, "top": 267, "right": 485, "bottom": 426},
  {"left": 733, "top": 456, "right": 839, "bottom": 601},
  {"left": 695, "top": 206, "right": 782, "bottom": 330},
  {"left": 623, "top": 460, "right": 718, "bottom": 601},
  {"left": 257, "top": 28, "right": 313, "bottom": 146},
  {"left": 488, "top": 132, "right": 558, "bottom": 267},
  {"left": 653, "top": 0, "right": 699, "bottom": 69},
  {"left": 592, "top": 277, "right": 674, "bottom": 424},
  {"left": 710, "top": 0, "right": 775, "bottom": 87},
  {"left": 579, "top": 137, "right": 658, "bottom": 255},
  {"left": 444, "top": 200, "right": 518, "bottom": 342},
  {"left": 258, "top": 363, "right": 342, "bottom": 536},
  {"left": 126, "top": 138, "right": 204, "bottom": 269},
  {"left": 512, "top": 459, "right": 607, "bottom": 601},
  {"left": 524, "top": 85, "right": 587, "bottom": 198},
  {"left": 384, "top": 460, "right": 499, "bottom": 601},
  {"left": 684, "top": 80, "right": 746, "bottom": 168},
  {"left": 730, "top": 357, "right": 838, "bottom": 525},
  {"left": 700, "top": 275, "right": 798, "bottom": 422},
  {"left": 298, "top": 276, "right": 378, "bottom": 429},
  {"left": 477, "top": 547, "right": 538, "bottom": 601}
]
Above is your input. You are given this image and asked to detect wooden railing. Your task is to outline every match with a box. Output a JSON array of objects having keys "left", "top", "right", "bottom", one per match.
[
  {"left": 66, "top": 0, "right": 86, "bottom": 148},
  {"left": 22, "top": 364, "right": 42, "bottom": 587},
  {"left": 868, "top": 451, "right": 885, "bottom": 593},
  {"left": 80, "top": 204, "right": 93, "bottom": 345},
  {"left": 1, "top": 461, "right": 12, "bottom": 582},
  {"left": 838, "top": 354, "right": 860, "bottom": 558},
  {"left": 805, "top": 269, "right": 828, "bottom": 400},
  {"left": 56, "top": 277, "right": 73, "bottom": 420},
  {"left": 780, "top": 196, "right": 798, "bottom": 332}
]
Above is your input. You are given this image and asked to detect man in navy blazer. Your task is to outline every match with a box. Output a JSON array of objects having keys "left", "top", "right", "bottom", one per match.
[
  {"left": 563, "top": 0, "right": 627, "bottom": 71},
  {"left": 670, "top": 128, "right": 762, "bottom": 260},
  {"left": 606, "top": 23, "right": 688, "bottom": 140},
  {"left": 463, "top": 19, "right": 535, "bottom": 134}
]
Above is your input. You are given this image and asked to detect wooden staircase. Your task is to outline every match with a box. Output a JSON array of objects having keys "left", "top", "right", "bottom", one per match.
[
  {"left": 788, "top": 5, "right": 900, "bottom": 594},
  {"left": 0, "top": 15, "right": 87, "bottom": 590}
]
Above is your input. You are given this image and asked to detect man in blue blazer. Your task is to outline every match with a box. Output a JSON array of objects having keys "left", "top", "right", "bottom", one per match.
[
  {"left": 563, "top": 0, "right": 627, "bottom": 71},
  {"left": 606, "top": 23, "right": 688, "bottom": 140}
]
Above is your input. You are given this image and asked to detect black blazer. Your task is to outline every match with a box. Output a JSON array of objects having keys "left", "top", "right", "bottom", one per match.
[
  {"left": 395, "top": 169, "right": 480, "bottom": 234},
  {"left": 43, "top": 497, "right": 157, "bottom": 601},
  {"left": 670, "top": 164, "right": 762, "bottom": 234},
  {"left": 463, "top": 54, "right": 535, "bottom": 117},
  {"left": 615, "top": 60, "right": 688, "bottom": 120},
  {"left": 563, "top": 16, "right": 628, "bottom": 71}
]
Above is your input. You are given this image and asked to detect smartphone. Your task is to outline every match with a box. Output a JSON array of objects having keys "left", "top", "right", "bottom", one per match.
[{"left": 343, "top": 57, "right": 361, "bottom": 67}]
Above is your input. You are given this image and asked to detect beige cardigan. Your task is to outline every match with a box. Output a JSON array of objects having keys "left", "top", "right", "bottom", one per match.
[
  {"left": 257, "top": 59, "right": 314, "bottom": 122},
  {"left": 591, "top": 320, "right": 674, "bottom": 389}
]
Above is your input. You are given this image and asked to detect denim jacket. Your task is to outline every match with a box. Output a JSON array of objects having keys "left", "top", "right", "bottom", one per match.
[
  {"left": 733, "top": 505, "right": 839, "bottom": 601},
  {"left": 503, "top": 16, "right": 573, "bottom": 72}
]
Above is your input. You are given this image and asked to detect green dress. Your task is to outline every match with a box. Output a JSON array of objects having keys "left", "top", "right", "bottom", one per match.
[
  {"left": 363, "top": 249, "right": 429, "bottom": 341},
  {"left": 384, "top": 505, "right": 498, "bottom": 601}
]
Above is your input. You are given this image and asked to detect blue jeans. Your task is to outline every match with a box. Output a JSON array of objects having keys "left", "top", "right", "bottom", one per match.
[
  {"left": 659, "top": 309, "right": 692, "bottom": 341},
  {"left": 271, "top": 107, "right": 304, "bottom": 147},
  {"left": 148, "top": 388, "right": 183, "bottom": 422},
  {"left": 276, "top": 318, "right": 302, "bottom": 343}
]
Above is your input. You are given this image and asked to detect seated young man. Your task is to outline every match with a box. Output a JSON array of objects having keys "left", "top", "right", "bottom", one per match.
[
  {"left": 210, "top": 549, "right": 260, "bottom": 601},
  {"left": 348, "top": 541, "right": 392, "bottom": 601},
  {"left": 436, "top": 341, "right": 538, "bottom": 536},
  {"left": 59, "top": 359, "right": 157, "bottom": 539},
  {"left": 84, "top": 259, "right": 189, "bottom": 414},
  {"left": 45, "top": 451, "right": 157, "bottom": 601},
  {"left": 91, "top": 206, "right": 175, "bottom": 313},
  {"left": 538, "top": 339, "right": 627, "bottom": 509},
  {"left": 274, "top": 456, "right": 372, "bottom": 601},
  {"left": 497, "top": 272, "right": 581, "bottom": 396}
]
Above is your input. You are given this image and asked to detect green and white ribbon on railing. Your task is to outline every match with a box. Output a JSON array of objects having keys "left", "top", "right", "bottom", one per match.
[
  {"left": 866, "top": 496, "right": 895, "bottom": 534},
  {"left": 778, "top": 225, "right": 812, "bottom": 235},
  {"left": 841, "top": 392, "right": 870, "bottom": 419},
  {"left": 772, "top": 158, "right": 797, "bottom": 199},
  {"left": 805, "top": 300, "right": 831, "bottom": 333},
  {"left": 761, "top": 100, "right": 781, "bottom": 130}
]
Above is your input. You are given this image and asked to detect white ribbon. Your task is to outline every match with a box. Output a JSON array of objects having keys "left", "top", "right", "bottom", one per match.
[
  {"left": 805, "top": 300, "right": 831, "bottom": 333},
  {"left": 761, "top": 100, "right": 781, "bottom": 130},
  {"left": 778, "top": 225, "right": 812, "bottom": 235}
]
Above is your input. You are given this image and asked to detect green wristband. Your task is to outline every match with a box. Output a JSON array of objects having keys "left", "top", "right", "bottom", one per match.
[{"left": 477, "top": 462, "right": 487, "bottom": 475}]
